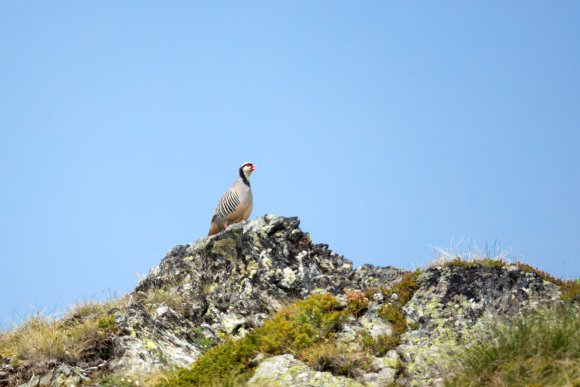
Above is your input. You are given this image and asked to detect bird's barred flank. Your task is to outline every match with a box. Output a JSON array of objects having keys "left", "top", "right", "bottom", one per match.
[{"left": 217, "top": 190, "right": 240, "bottom": 220}]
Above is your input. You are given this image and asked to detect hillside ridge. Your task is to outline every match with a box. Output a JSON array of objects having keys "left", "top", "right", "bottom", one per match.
[{"left": 0, "top": 215, "right": 575, "bottom": 386}]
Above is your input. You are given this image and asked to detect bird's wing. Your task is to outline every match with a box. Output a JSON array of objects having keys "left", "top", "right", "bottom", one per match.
[{"left": 215, "top": 188, "right": 241, "bottom": 222}]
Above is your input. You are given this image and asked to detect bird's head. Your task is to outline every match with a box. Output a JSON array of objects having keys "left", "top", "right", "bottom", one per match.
[{"left": 240, "top": 162, "right": 256, "bottom": 180}]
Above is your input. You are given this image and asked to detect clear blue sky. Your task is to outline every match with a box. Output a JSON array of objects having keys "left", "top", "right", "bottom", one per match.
[{"left": 1, "top": 2, "right": 579, "bottom": 326}]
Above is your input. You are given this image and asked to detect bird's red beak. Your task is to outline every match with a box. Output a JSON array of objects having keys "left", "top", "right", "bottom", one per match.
[{"left": 250, "top": 164, "right": 256, "bottom": 171}]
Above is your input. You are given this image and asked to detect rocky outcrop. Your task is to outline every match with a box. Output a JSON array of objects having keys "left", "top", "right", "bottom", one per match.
[
  {"left": 0, "top": 215, "right": 569, "bottom": 386},
  {"left": 398, "top": 264, "right": 561, "bottom": 386},
  {"left": 109, "top": 215, "right": 403, "bottom": 376}
]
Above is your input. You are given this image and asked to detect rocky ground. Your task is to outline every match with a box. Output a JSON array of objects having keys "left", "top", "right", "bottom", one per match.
[{"left": 0, "top": 215, "right": 570, "bottom": 386}]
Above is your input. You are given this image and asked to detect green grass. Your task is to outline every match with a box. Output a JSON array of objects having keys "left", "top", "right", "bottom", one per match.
[{"left": 445, "top": 302, "right": 580, "bottom": 387}]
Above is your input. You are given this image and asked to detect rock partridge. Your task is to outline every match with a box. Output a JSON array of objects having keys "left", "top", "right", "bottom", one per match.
[{"left": 208, "top": 162, "right": 256, "bottom": 236}]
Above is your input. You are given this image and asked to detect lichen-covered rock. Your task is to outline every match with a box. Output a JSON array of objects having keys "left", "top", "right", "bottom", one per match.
[
  {"left": 2, "top": 215, "right": 569, "bottom": 386},
  {"left": 5, "top": 363, "right": 87, "bottom": 387},
  {"left": 359, "top": 352, "right": 399, "bottom": 386},
  {"left": 248, "top": 354, "right": 363, "bottom": 387},
  {"left": 398, "top": 263, "right": 562, "bottom": 386},
  {"left": 110, "top": 215, "right": 403, "bottom": 378},
  {"left": 107, "top": 303, "right": 202, "bottom": 376}
]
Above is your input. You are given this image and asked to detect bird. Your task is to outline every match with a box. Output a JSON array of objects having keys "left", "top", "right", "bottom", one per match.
[{"left": 208, "top": 162, "right": 256, "bottom": 236}]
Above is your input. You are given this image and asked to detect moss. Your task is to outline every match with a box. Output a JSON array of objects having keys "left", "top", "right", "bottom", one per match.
[
  {"left": 159, "top": 262, "right": 576, "bottom": 386},
  {"left": 381, "top": 269, "right": 422, "bottom": 306},
  {"left": 376, "top": 269, "right": 422, "bottom": 341},
  {"left": 443, "top": 257, "right": 507, "bottom": 269},
  {"left": 258, "top": 293, "right": 344, "bottom": 354},
  {"left": 160, "top": 293, "right": 347, "bottom": 386},
  {"left": 378, "top": 304, "right": 406, "bottom": 336},
  {"left": 359, "top": 331, "right": 400, "bottom": 357},
  {"left": 161, "top": 333, "right": 261, "bottom": 386}
]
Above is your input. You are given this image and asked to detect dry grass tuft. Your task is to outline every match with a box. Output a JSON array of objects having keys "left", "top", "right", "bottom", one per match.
[
  {"left": 0, "top": 315, "right": 70, "bottom": 362},
  {"left": 139, "top": 288, "right": 187, "bottom": 315},
  {"left": 301, "top": 341, "right": 371, "bottom": 378},
  {"left": 0, "top": 297, "right": 125, "bottom": 365}
]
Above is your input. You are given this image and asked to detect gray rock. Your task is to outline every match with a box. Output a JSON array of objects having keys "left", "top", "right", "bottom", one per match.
[
  {"left": 108, "top": 215, "right": 402, "bottom": 376},
  {"left": 16, "top": 364, "right": 84, "bottom": 387},
  {"left": 370, "top": 351, "right": 399, "bottom": 372},
  {"left": 360, "top": 367, "right": 397, "bottom": 386},
  {"left": 398, "top": 264, "right": 561, "bottom": 386},
  {"left": 359, "top": 311, "right": 393, "bottom": 339},
  {"left": 3, "top": 215, "right": 567, "bottom": 386},
  {"left": 248, "top": 354, "right": 363, "bottom": 387}
]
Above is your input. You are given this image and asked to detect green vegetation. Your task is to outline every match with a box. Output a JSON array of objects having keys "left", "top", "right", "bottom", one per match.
[
  {"left": 442, "top": 257, "right": 507, "bottom": 269},
  {"left": 381, "top": 269, "right": 422, "bottom": 306},
  {"left": 160, "top": 332, "right": 261, "bottom": 386},
  {"left": 92, "top": 374, "right": 136, "bottom": 387},
  {"left": 445, "top": 302, "right": 580, "bottom": 387},
  {"left": 375, "top": 269, "right": 422, "bottom": 340},
  {"left": 378, "top": 304, "right": 406, "bottom": 336},
  {"left": 190, "top": 327, "right": 219, "bottom": 351},
  {"left": 349, "top": 269, "right": 421, "bottom": 358},
  {"left": 344, "top": 288, "right": 370, "bottom": 317},
  {"left": 0, "top": 298, "right": 125, "bottom": 364},
  {"left": 359, "top": 331, "right": 399, "bottom": 357},
  {"left": 3, "top": 255, "right": 576, "bottom": 387},
  {"left": 159, "top": 293, "right": 372, "bottom": 386},
  {"left": 161, "top": 282, "right": 430, "bottom": 386},
  {"left": 258, "top": 293, "right": 344, "bottom": 354}
]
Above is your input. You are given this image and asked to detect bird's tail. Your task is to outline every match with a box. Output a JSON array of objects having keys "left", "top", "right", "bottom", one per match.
[{"left": 208, "top": 216, "right": 223, "bottom": 236}]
